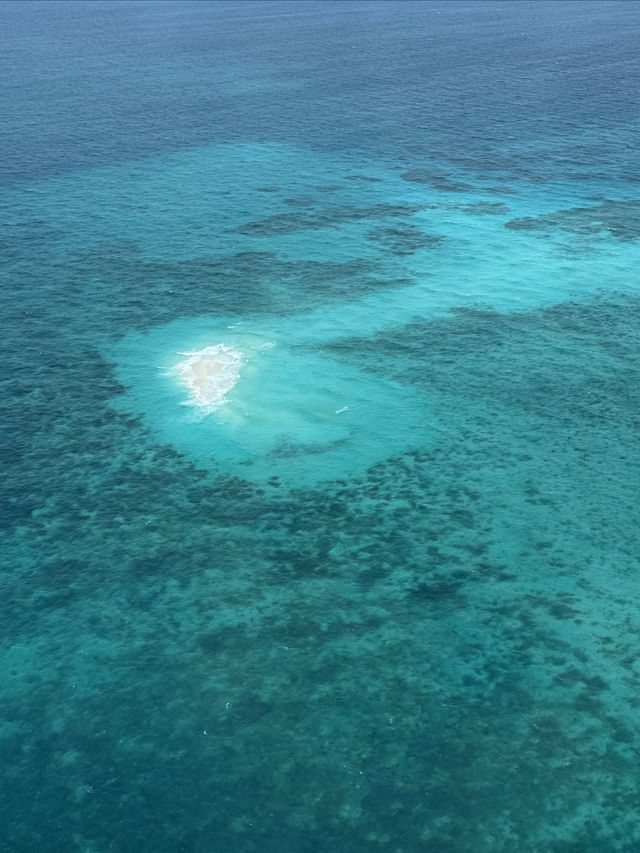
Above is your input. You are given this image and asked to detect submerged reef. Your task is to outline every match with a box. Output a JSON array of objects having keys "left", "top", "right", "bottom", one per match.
[
  {"left": 401, "top": 168, "right": 476, "bottom": 193},
  {"left": 505, "top": 199, "right": 640, "bottom": 240},
  {"left": 233, "top": 203, "right": 426, "bottom": 236},
  {"left": 367, "top": 226, "right": 444, "bottom": 255}
]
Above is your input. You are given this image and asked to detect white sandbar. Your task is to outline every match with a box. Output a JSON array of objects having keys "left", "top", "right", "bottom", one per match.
[{"left": 171, "top": 345, "right": 244, "bottom": 413}]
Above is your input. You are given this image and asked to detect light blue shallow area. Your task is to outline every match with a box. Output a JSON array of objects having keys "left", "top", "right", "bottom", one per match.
[
  {"left": 3, "top": 2, "right": 640, "bottom": 851},
  {"left": 110, "top": 312, "right": 434, "bottom": 486}
]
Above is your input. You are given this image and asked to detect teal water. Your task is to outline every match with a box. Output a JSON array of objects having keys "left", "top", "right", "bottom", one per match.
[{"left": 3, "top": 2, "right": 640, "bottom": 850}]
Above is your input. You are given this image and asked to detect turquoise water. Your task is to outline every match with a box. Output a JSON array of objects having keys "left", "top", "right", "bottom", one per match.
[{"left": 3, "top": 2, "right": 640, "bottom": 850}]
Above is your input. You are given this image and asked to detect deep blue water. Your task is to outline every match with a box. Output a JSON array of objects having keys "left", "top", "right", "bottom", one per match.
[{"left": 2, "top": 2, "right": 640, "bottom": 850}]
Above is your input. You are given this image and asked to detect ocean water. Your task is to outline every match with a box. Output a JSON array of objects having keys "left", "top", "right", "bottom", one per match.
[{"left": 2, "top": 1, "right": 640, "bottom": 850}]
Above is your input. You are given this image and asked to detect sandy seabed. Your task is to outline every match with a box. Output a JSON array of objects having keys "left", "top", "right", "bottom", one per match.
[{"left": 171, "top": 345, "right": 244, "bottom": 413}]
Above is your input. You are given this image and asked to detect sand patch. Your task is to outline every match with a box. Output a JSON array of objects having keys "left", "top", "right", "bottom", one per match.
[{"left": 171, "top": 345, "right": 244, "bottom": 413}]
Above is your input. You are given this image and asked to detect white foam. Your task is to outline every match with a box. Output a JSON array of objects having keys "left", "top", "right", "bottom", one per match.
[{"left": 171, "top": 345, "right": 244, "bottom": 414}]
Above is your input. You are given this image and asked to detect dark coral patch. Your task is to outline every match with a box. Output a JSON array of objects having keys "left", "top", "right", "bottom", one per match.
[
  {"left": 486, "top": 186, "right": 519, "bottom": 195},
  {"left": 283, "top": 196, "right": 316, "bottom": 207},
  {"left": 367, "top": 226, "right": 444, "bottom": 255},
  {"left": 410, "top": 578, "right": 464, "bottom": 602},
  {"left": 455, "top": 202, "right": 510, "bottom": 215},
  {"left": 401, "top": 169, "right": 475, "bottom": 193},
  {"left": 233, "top": 203, "right": 425, "bottom": 236},
  {"left": 30, "top": 246, "right": 415, "bottom": 331},
  {"left": 505, "top": 199, "right": 640, "bottom": 241}
]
